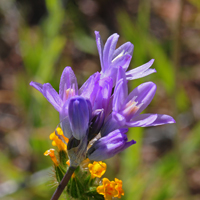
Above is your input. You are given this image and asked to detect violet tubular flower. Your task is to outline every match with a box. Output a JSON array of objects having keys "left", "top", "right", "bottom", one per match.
[
  {"left": 101, "top": 67, "right": 175, "bottom": 136},
  {"left": 30, "top": 66, "right": 78, "bottom": 139},
  {"left": 95, "top": 31, "right": 156, "bottom": 84},
  {"left": 68, "top": 96, "right": 92, "bottom": 140},
  {"left": 87, "top": 129, "right": 136, "bottom": 161}
]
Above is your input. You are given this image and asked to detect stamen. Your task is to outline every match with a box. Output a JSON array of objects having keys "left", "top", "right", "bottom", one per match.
[
  {"left": 122, "top": 99, "right": 139, "bottom": 117},
  {"left": 87, "top": 133, "right": 101, "bottom": 149},
  {"left": 65, "top": 88, "right": 75, "bottom": 100}
]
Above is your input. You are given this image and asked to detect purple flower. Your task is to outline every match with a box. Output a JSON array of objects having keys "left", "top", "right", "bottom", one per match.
[
  {"left": 95, "top": 31, "right": 156, "bottom": 84},
  {"left": 30, "top": 66, "right": 109, "bottom": 140},
  {"left": 30, "top": 67, "right": 78, "bottom": 112},
  {"left": 30, "top": 31, "right": 176, "bottom": 165},
  {"left": 79, "top": 72, "right": 101, "bottom": 106},
  {"left": 87, "top": 129, "right": 136, "bottom": 161},
  {"left": 88, "top": 109, "right": 105, "bottom": 141},
  {"left": 101, "top": 67, "right": 175, "bottom": 136},
  {"left": 79, "top": 73, "right": 113, "bottom": 117},
  {"left": 30, "top": 67, "right": 96, "bottom": 139},
  {"left": 92, "top": 77, "right": 113, "bottom": 118},
  {"left": 68, "top": 96, "right": 92, "bottom": 140}
]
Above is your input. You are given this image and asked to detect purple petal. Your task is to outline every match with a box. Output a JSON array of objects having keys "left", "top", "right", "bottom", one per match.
[
  {"left": 98, "top": 128, "right": 128, "bottom": 144},
  {"left": 126, "top": 82, "right": 157, "bottom": 117},
  {"left": 93, "top": 77, "right": 113, "bottom": 115},
  {"left": 87, "top": 129, "right": 136, "bottom": 161},
  {"left": 116, "top": 66, "right": 127, "bottom": 86},
  {"left": 101, "top": 112, "right": 123, "bottom": 136},
  {"left": 112, "top": 42, "right": 134, "bottom": 59},
  {"left": 126, "top": 114, "right": 158, "bottom": 127},
  {"left": 68, "top": 96, "right": 91, "bottom": 140},
  {"left": 95, "top": 31, "right": 104, "bottom": 72},
  {"left": 30, "top": 81, "right": 43, "bottom": 93},
  {"left": 101, "top": 54, "right": 132, "bottom": 84},
  {"left": 149, "top": 114, "right": 176, "bottom": 126},
  {"left": 79, "top": 72, "right": 100, "bottom": 94},
  {"left": 113, "top": 69, "right": 128, "bottom": 112},
  {"left": 43, "top": 83, "right": 63, "bottom": 112},
  {"left": 126, "top": 114, "right": 175, "bottom": 127},
  {"left": 88, "top": 109, "right": 105, "bottom": 141},
  {"left": 142, "top": 114, "right": 175, "bottom": 126},
  {"left": 126, "top": 59, "right": 156, "bottom": 80},
  {"left": 103, "top": 33, "right": 119, "bottom": 71},
  {"left": 113, "top": 112, "right": 126, "bottom": 126},
  {"left": 111, "top": 54, "right": 132, "bottom": 72},
  {"left": 118, "top": 140, "right": 136, "bottom": 152},
  {"left": 79, "top": 72, "right": 101, "bottom": 106},
  {"left": 59, "top": 67, "right": 78, "bottom": 100},
  {"left": 59, "top": 100, "right": 73, "bottom": 139}
]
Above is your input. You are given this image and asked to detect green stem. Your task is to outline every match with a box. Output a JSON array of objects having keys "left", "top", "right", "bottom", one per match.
[{"left": 51, "top": 166, "right": 77, "bottom": 200}]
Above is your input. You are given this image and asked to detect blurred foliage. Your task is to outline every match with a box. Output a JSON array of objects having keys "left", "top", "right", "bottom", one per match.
[{"left": 0, "top": 0, "right": 200, "bottom": 200}]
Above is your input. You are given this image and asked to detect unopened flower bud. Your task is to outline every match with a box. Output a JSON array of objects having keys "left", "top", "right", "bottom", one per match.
[{"left": 88, "top": 109, "right": 105, "bottom": 141}]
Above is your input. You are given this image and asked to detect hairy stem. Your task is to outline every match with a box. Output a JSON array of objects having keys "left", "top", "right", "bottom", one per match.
[{"left": 51, "top": 166, "right": 77, "bottom": 200}]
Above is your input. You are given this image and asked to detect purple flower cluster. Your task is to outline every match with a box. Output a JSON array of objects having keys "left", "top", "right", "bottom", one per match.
[{"left": 30, "top": 31, "right": 175, "bottom": 164}]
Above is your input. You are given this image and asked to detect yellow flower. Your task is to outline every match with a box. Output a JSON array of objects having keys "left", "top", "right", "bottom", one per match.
[
  {"left": 44, "top": 149, "right": 59, "bottom": 166},
  {"left": 49, "top": 127, "right": 69, "bottom": 151},
  {"left": 88, "top": 161, "right": 107, "bottom": 179},
  {"left": 114, "top": 178, "right": 124, "bottom": 198},
  {"left": 97, "top": 178, "right": 118, "bottom": 200}
]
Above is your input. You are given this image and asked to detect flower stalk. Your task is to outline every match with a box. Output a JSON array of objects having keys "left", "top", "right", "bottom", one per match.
[{"left": 51, "top": 166, "right": 77, "bottom": 200}]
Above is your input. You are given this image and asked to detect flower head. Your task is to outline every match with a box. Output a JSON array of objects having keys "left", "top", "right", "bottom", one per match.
[
  {"left": 97, "top": 177, "right": 124, "bottom": 200},
  {"left": 88, "top": 161, "right": 107, "bottom": 179},
  {"left": 97, "top": 178, "right": 118, "bottom": 200},
  {"left": 95, "top": 31, "right": 156, "bottom": 84},
  {"left": 101, "top": 66, "right": 175, "bottom": 136},
  {"left": 31, "top": 31, "right": 175, "bottom": 168}
]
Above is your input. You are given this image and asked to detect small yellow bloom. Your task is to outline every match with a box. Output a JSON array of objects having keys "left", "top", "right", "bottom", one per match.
[
  {"left": 97, "top": 178, "right": 118, "bottom": 200},
  {"left": 49, "top": 127, "right": 69, "bottom": 151},
  {"left": 88, "top": 161, "right": 107, "bottom": 179},
  {"left": 44, "top": 149, "right": 59, "bottom": 166},
  {"left": 114, "top": 178, "right": 124, "bottom": 198}
]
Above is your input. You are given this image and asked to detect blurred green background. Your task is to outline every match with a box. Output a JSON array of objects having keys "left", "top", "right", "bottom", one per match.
[{"left": 0, "top": 0, "right": 200, "bottom": 199}]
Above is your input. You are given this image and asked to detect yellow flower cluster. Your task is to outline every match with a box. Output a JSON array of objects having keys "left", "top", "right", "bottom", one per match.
[
  {"left": 44, "top": 149, "right": 59, "bottom": 166},
  {"left": 88, "top": 161, "right": 107, "bottom": 179},
  {"left": 97, "top": 178, "right": 124, "bottom": 200},
  {"left": 44, "top": 129, "right": 124, "bottom": 200},
  {"left": 49, "top": 127, "right": 69, "bottom": 151}
]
